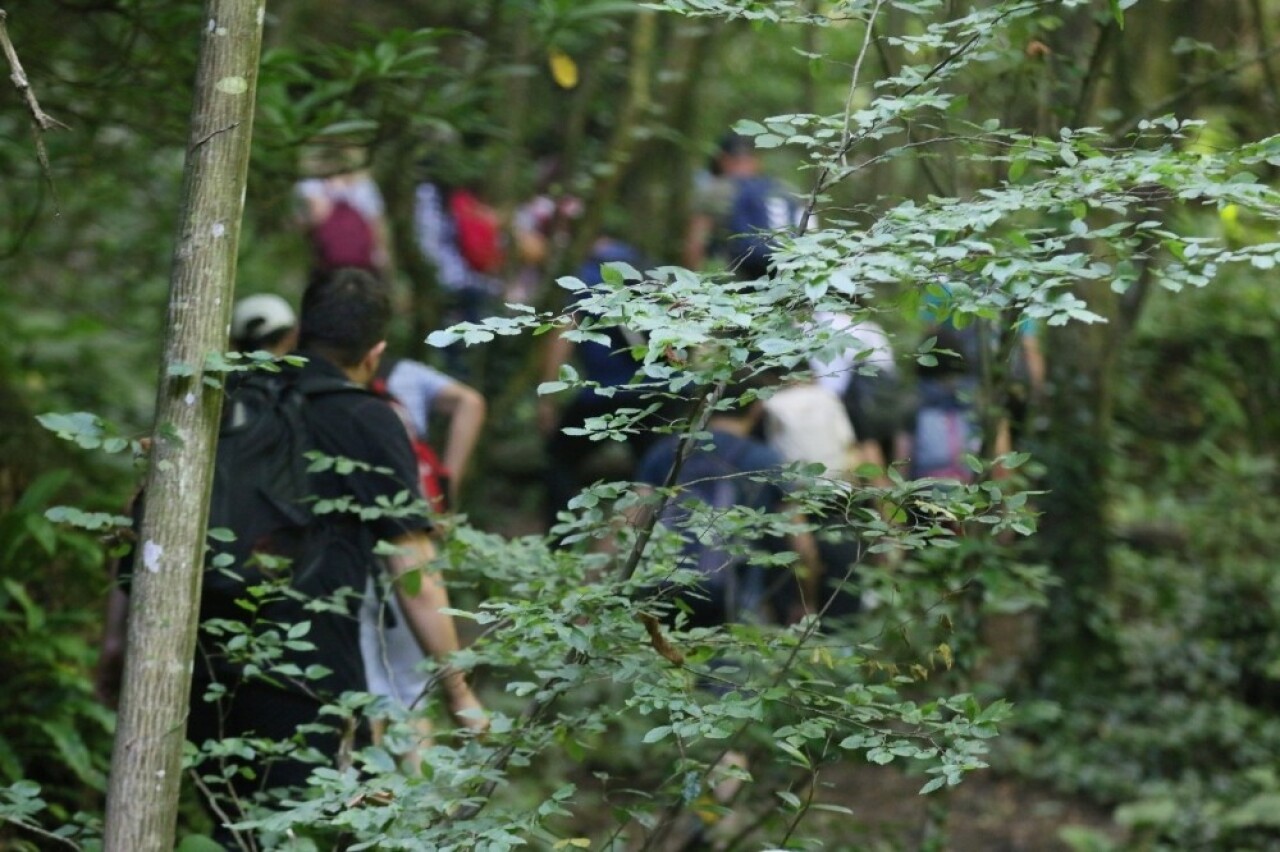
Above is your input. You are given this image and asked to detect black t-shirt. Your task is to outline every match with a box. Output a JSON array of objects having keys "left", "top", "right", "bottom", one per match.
[{"left": 199, "top": 354, "right": 430, "bottom": 699}]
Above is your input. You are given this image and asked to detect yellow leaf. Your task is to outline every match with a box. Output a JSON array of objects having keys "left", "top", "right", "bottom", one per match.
[
  {"left": 937, "top": 642, "right": 954, "bottom": 670},
  {"left": 553, "top": 840, "right": 591, "bottom": 850},
  {"left": 810, "top": 646, "right": 835, "bottom": 668},
  {"left": 549, "top": 48, "right": 579, "bottom": 89}
]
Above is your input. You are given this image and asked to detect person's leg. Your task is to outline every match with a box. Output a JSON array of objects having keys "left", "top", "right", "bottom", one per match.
[{"left": 188, "top": 679, "right": 342, "bottom": 847}]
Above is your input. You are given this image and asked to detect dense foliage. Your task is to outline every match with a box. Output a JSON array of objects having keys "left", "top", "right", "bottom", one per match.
[{"left": 4, "top": 0, "right": 1280, "bottom": 849}]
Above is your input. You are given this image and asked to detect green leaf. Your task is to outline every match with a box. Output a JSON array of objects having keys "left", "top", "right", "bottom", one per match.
[
  {"left": 642, "top": 725, "right": 672, "bottom": 744},
  {"left": 776, "top": 790, "right": 802, "bottom": 810},
  {"left": 919, "top": 776, "right": 947, "bottom": 795},
  {"left": 866, "top": 747, "right": 895, "bottom": 765},
  {"left": 1008, "top": 157, "right": 1028, "bottom": 183}
]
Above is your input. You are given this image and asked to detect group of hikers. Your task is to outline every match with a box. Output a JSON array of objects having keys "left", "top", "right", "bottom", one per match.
[{"left": 99, "top": 132, "right": 1045, "bottom": 844}]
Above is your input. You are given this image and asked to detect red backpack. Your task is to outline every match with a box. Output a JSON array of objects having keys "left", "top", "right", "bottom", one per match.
[
  {"left": 311, "top": 199, "right": 377, "bottom": 272},
  {"left": 448, "top": 189, "right": 505, "bottom": 274},
  {"left": 370, "top": 364, "right": 450, "bottom": 513}
]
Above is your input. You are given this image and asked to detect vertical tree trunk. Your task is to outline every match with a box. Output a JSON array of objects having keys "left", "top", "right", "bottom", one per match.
[
  {"left": 102, "top": 1, "right": 265, "bottom": 848},
  {"left": 1039, "top": 284, "right": 1118, "bottom": 668},
  {"left": 560, "top": 10, "right": 659, "bottom": 279}
]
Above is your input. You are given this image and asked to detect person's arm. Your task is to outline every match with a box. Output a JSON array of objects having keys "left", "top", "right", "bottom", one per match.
[
  {"left": 430, "top": 381, "right": 487, "bottom": 505},
  {"left": 384, "top": 529, "right": 487, "bottom": 731},
  {"left": 683, "top": 212, "right": 714, "bottom": 270}
]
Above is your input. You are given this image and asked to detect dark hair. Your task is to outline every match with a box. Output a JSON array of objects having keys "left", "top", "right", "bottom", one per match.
[
  {"left": 299, "top": 267, "right": 391, "bottom": 367},
  {"left": 237, "top": 324, "right": 293, "bottom": 354},
  {"left": 918, "top": 324, "right": 974, "bottom": 379},
  {"left": 718, "top": 131, "right": 756, "bottom": 157}
]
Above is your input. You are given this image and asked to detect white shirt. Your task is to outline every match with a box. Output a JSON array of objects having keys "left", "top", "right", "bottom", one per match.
[
  {"left": 809, "top": 312, "right": 896, "bottom": 397},
  {"left": 762, "top": 383, "right": 856, "bottom": 478}
]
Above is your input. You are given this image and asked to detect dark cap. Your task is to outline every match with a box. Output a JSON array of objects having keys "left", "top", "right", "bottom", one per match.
[{"left": 718, "top": 131, "right": 756, "bottom": 157}]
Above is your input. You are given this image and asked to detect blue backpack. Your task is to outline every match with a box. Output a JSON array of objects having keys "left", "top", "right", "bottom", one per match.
[
  {"left": 657, "top": 438, "right": 764, "bottom": 626},
  {"left": 909, "top": 378, "right": 980, "bottom": 483},
  {"left": 724, "top": 176, "right": 802, "bottom": 279}
]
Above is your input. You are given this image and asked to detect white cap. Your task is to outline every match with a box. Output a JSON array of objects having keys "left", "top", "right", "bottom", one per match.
[{"left": 231, "top": 294, "right": 296, "bottom": 346}]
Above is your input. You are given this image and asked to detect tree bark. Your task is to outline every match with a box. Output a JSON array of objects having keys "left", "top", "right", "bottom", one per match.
[{"left": 102, "top": 1, "right": 265, "bottom": 849}]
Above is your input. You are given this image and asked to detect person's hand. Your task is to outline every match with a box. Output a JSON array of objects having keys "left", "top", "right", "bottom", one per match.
[{"left": 446, "top": 686, "right": 489, "bottom": 735}]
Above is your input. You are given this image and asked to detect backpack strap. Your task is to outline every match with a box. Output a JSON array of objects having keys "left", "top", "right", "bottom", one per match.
[{"left": 295, "top": 374, "right": 376, "bottom": 400}]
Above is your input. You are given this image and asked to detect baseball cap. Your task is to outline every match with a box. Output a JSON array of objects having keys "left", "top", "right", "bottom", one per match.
[{"left": 231, "top": 294, "right": 296, "bottom": 347}]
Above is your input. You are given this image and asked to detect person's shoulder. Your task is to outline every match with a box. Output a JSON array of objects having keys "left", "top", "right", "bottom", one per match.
[{"left": 725, "top": 432, "right": 786, "bottom": 471}]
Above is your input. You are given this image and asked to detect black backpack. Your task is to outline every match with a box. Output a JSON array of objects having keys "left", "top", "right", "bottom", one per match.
[
  {"left": 841, "top": 369, "right": 905, "bottom": 453},
  {"left": 203, "top": 368, "right": 370, "bottom": 608}
]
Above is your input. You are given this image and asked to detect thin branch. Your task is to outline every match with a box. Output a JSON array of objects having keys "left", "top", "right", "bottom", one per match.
[
  {"left": 188, "top": 769, "right": 256, "bottom": 852},
  {"left": 839, "top": 0, "right": 885, "bottom": 170},
  {"left": 619, "top": 382, "right": 726, "bottom": 583},
  {"left": 1, "top": 816, "right": 83, "bottom": 851},
  {"left": 0, "top": 8, "right": 68, "bottom": 203}
]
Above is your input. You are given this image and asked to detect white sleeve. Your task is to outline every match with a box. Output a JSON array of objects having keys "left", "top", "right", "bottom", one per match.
[{"left": 385, "top": 359, "right": 455, "bottom": 439}]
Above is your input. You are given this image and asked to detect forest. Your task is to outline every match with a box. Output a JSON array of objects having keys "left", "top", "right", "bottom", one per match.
[{"left": 4, "top": 0, "right": 1280, "bottom": 849}]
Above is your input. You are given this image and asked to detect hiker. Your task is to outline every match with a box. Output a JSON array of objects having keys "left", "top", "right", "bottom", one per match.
[
  {"left": 414, "top": 174, "right": 505, "bottom": 322},
  {"left": 808, "top": 309, "right": 904, "bottom": 473},
  {"left": 295, "top": 144, "right": 391, "bottom": 277},
  {"left": 759, "top": 373, "right": 866, "bottom": 622},
  {"left": 539, "top": 237, "right": 662, "bottom": 527},
  {"left": 359, "top": 354, "right": 486, "bottom": 758},
  {"left": 509, "top": 156, "right": 583, "bottom": 305},
  {"left": 230, "top": 292, "right": 298, "bottom": 355},
  {"left": 373, "top": 355, "right": 487, "bottom": 510},
  {"left": 95, "top": 294, "right": 301, "bottom": 709},
  {"left": 900, "top": 323, "right": 1012, "bottom": 485},
  {"left": 683, "top": 132, "right": 808, "bottom": 280},
  {"left": 920, "top": 287, "right": 1046, "bottom": 446},
  {"left": 182, "top": 269, "right": 485, "bottom": 837},
  {"left": 633, "top": 381, "right": 823, "bottom": 627}
]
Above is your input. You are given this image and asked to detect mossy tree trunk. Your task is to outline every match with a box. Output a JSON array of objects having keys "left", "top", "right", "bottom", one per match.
[{"left": 102, "top": 0, "right": 265, "bottom": 848}]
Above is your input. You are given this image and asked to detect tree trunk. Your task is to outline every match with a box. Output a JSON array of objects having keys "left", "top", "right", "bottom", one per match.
[
  {"left": 102, "top": 1, "right": 265, "bottom": 848},
  {"left": 560, "top": 9, "right": 659, "bottom": 283},
  {"left": 1038, "top": 284, "right": 1118, "bottom": 670}
]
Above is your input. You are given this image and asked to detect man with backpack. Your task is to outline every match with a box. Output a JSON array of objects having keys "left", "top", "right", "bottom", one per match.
[
  {"left": 295, "top": 145, "right": 391, "bottom": 277},
  {"left": 633, "top": 382, "right": 823, "bottom": 627},
  {"left": 684, "top": 132, "right": 807, "bottom": 280},
  {"left": 901, "top": 323, "right": 1012, "bottom": 485},
  {"left": 185, "top": 270, "right": 484, "bottom": 836}
]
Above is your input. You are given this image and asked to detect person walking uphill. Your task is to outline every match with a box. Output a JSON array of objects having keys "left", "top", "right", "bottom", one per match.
[
  {"left": 684, "top": 132, "right": 807, "bottom": 281},
  {"left": 182, "top": 269, "right": 485, "bottom": 843}
]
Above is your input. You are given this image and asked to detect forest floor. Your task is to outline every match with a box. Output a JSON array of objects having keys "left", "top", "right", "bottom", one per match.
[{"left": 799, "top": 762, "right": 1123, "bottom": 851}]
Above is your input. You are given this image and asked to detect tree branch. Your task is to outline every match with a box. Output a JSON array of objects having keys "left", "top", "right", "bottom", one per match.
[
  {"left": 0, "top": 8, "right": 69, "bottom": 202},
  {"left": 1, "top": 816, "right": 83, "bottom": 851}
]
